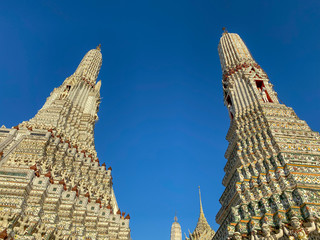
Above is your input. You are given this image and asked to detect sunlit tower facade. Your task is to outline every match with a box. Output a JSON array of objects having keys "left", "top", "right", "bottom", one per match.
[
  {"left": 214, "top": 31, "right": 320, "bottom": 239},
  {"left": 0, "top": 46, "right": 131, "bottom": 239}
]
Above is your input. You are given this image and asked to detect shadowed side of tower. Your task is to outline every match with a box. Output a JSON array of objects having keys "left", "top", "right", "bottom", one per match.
[
  {"left": 214, "top": 31, "right": 320, "bottom": 240},
  {"left": 0, "top": 47, "right": 131, "bottom": 239}
]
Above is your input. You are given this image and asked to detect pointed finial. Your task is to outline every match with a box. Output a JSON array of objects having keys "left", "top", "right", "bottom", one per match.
[
  {"left": 96, "top": 44, "right": 101, "bottom": 51},
  {"left": 222, "top": 27, "right": 228, "bottom": 34},
  {"left": 198, "top": 186, "right": 204, "bottom": 214},
  {"left": 95, "top": 80, "right": 102, "bottom": 91},
  {"left": 174, "top": 212, "right": 178, "bottom": 222}
]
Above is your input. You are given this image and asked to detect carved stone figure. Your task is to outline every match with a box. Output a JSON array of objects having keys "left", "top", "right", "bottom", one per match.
[
  {"left": 67, "top": 234, "right": 77, "bottom": 240},
  {"left": 0, "top": 209, "right": 16, "bottom": 228},
  {"left": 59, "top": 87, "right": 69, "bottom": 100},
  {"left": 53, "top": 229, "right": 64, "bottom": 240},
  {"left": 232, "top": 232, "right": 242, "bottom": 240},
  {"left": 13, "top": 215, "right": 29, "bottom": 235},
  {"left": 227, "top": 102, "right": 234, "bottom": 114},
  {"left": 283, "top": 216, "right": 316, "bottom": 240},
  {"left": 251, "top": 223, "right": 283, "bottom": 240},
  {"left": 314, "top": 213, "right": 320, "bottom": 234},
  {"left": 33, "top": 224, "right": 46, "bottom": 240},
  {"left": 259, "top": 87, "right": 269, "bottom": 102}
]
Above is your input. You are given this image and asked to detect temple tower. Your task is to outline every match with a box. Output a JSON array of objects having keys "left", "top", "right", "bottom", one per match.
[
  {"left": 186, "top": 187, "right": 215, "bottom": 240},
  {"left": 214, "top": 31, "right": 320, "bottom": 239},
  {"left": 0, "top": 46, "right": 131, "bottom": 239},
  {"left": 171, "top": 215, "right": 182, "bottom": 240}
]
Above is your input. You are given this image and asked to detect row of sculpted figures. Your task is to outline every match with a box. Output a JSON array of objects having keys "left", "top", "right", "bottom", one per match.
[
  {"left": 0, "top": 209, "right": 77, "bottom": 240},
  {"left": 228, "top": 213, "right": 320, "bottom": 240}
]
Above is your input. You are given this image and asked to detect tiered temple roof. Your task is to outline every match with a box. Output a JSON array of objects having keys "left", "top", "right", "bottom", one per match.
[{"left": 186, "top": 188, "right": 215, "bottom": 240}]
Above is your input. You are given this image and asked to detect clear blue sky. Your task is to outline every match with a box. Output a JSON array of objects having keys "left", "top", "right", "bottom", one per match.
[{"left": 0, "top": 1, "right": 319, "bottom": 239}]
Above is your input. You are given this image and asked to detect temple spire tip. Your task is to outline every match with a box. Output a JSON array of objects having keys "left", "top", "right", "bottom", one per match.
[
  {"left": 96, "top": 44, "right": 101, "bottom": 51},
  {"left": 198, "top": 186, "right": 204, "bottom": 214},
  {"left": 222, "top": 27, "right": 228, "bottom": 34}
]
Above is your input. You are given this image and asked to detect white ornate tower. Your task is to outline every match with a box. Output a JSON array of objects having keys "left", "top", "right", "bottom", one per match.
[
  {"left": 24, "top": 46, "right": 103, "bottom": 154},
  {"left": 214, "top": 30, "right": 320, "bottom": 240},
  {"left": 171, "top": 215, "right": 182, "bottom": 240},
  {"left": 0, "top": 46, "right": 131, "bottom": 239}
]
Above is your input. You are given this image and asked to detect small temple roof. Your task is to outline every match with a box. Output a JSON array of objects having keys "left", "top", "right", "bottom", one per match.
[
  {"left": 186, "top": 187, "right": 215, "bottom": 240},
  {"left": 194, "top": 186, "right": 212, "bottom": 232}
]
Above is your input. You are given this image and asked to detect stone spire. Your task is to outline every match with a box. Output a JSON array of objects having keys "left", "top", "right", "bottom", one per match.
[
  {"left": 171, "top": 214, "right": 182, "bottom": 240},
  {"left": 213, "top": 31, "right": 320, "bottom": 240},
  {"left": 218, "top": 32, "right": 254, "bottom": 72},
  {"left": 20, "top": 47, "right": 103, "bottom": 157},
  {"left": 195, "top": 187, "right": 211, "bottom": 232},
  {"left": 73, "top": 47, "right": 102, "bottom": 86},
  {"left": 199, "top": 186, "right": 204, "bottom": 215},
  {"left": 186, "top": 188, "right": 215, "bottom": 240},
  {"left": 218, "top": 31, "right": 279, "bottom": 121},
  {"left": 0, "top": 47, "right": 131, "bottom": 239}
]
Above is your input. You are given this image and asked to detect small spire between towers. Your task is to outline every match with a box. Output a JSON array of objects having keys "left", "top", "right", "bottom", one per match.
[
  {"left": 198, "top": 186, "right": 204, "bottom": 215},
  {"left": 191, "top": 187, "right": 215, "bottom": 237}
]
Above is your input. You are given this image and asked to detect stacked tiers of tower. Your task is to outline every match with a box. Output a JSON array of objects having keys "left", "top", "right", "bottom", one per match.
[
  {"left": 0, "top": 47, "right": 131, "bottom": 239},
  {"left": 214, "top": 32, "right": 320, "bottom": 239}
]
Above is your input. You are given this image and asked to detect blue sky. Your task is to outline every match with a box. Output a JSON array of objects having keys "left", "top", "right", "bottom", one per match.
[{"left": 0, "top": 1, "right": 320, "bottom": 239}]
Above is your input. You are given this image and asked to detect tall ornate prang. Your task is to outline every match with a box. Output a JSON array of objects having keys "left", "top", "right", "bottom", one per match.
[
  {"left": 0, "top": 47, "right": 131, "bottom": 239},
  {"left": 213, "top": 31, "right": 320, "bottom": 240}
]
